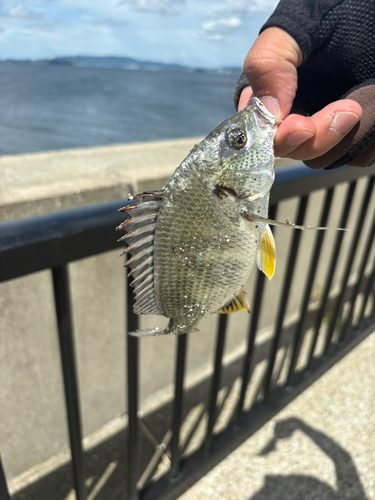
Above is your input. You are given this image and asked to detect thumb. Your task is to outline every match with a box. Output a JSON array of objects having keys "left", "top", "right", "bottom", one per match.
[{"left": 240, "top": 27, "right": 302, "bottom": 119}]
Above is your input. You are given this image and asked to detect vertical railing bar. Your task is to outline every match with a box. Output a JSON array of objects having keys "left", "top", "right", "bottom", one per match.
[
  {"left": 0, "top": 455, "right": 10, "bottom": 500},
  {"left": 339, "top": 211, "right": 375, "bottom": 342},
  {"left": 272, "top": 343, "right": 290, "bottom": 387},
  {"left": 126, "top": 262, "right": 140, "bottom": 500},
  {"left": 355, "top": 265, "right": 375, "bottom": 328},
  {"left": 371, "top": 279, "right": 375, "bottom": 318},
  {"left": 52, "top": 265, "right": 86, "bottom": 500},
  {"left": 181, "top": 406, "right": 206, "bottom": 455},
  {"left": 170, "top": 334, "right": 188, "bottom": 479},
  {"left": 214, "top": 385, "right": 231, "bottom": 422},
  {"left": 204, "top": 315, "right": 228, "bottom": 453},
  {"left": 364, "top": 265, "right": 375, "bottom": 321},
  {"left": 307, "top": 181, "right": 357, "bottom": 367},
  {"left": 323, "top": 176, "right": 375, "bottom": 354},
  {"left": 286, "top": 188, "right": 334, "bottom": 383},
  {"left": 236, "top": 273, "right": 265, "bottom": 423},
  {"left": 260, "top": 336, "right": 291, "bottom": 394},
  {"left": 235, "top": 204, "right": 278, "bottom": 425},
  {"left": 261, "top": 195, "right": 309, "bottom": 402},
  {"left": 137, "top": 429, "right": 172, "bottom": 491}
]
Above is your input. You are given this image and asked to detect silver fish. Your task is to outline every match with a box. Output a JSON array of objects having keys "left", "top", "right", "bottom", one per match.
[{"left": 117, "top": 97, "right": 278, "bottom": 336}]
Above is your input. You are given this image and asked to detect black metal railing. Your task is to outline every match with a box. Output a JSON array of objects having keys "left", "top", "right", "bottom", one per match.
[{"left": 0, "top": 164, "right": 374, "bottom": 500}]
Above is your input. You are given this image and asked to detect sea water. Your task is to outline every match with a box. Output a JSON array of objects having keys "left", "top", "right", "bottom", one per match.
[{"left": 0, "top": 63, "right": 239, "bottom": 155}]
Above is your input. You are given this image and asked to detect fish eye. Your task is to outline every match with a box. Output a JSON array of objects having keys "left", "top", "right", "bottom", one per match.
[{"left": 226, "top": 128, "right": 247, "bottom": 150}]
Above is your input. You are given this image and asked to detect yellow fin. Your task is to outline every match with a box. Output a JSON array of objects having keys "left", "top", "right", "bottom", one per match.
[
  {"left": 257, "top": 224, "right": 276, "bottom": 280},
  {"left": 217, "top": 290, "right": 250, "bottom": 314}
]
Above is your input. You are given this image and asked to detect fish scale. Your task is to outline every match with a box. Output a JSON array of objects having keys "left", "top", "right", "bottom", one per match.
[
  {"left": 118, "top": 97, "right": 277, "bottom": 336},
  {"left": 155, "top": 175, "right": 259, "bottom": 320},
  {"left": 154, "top": 178, "right": 253, "bottom": 317}
]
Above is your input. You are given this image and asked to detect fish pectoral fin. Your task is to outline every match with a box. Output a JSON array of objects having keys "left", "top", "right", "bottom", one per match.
[
  {"left": 213, "top": 185, "right": 238, "bottom": 200},
  {"left": 217, "top": 290, "right": 250, "bottom": 314},
  {"left": 241, "top": 210, "right": 348, "bottom": 231},
  {"left": 257, "top": 224, "right": 276, "bottom": 281}
]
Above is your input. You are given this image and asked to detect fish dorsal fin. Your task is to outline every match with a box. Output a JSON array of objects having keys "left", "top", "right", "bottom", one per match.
[
  {"left": 257, "top": 224, "right": 276, "bottom": 281},
  {"left": 217, "top": 290, "right": 250, "bottom": 314},
  {"left": 117, "top": 190, "right": 164, "bottom": 316}
]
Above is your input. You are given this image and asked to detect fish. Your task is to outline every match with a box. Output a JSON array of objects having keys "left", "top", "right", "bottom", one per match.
[
  {"left": 117, "top": 97, "right": 347, "bottom": 337},
  {"left": 117, "top": 97, "right": 277, "bottom": 337}
]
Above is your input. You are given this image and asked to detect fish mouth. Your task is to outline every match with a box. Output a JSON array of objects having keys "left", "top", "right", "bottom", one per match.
[
  {"left": 246, "top": 97, "right": 277, "bottom": 132},
  {"left": 250, "top": 98, "right": 275, "bottom": 121}
]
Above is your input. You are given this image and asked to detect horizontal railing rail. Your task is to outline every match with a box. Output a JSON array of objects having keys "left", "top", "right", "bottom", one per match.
[
  {"left": 0, "top": 163, "right": 374, "bottom": 500},
  {"left": 0, "top": 164, "right": 371, "bottom": 283}
]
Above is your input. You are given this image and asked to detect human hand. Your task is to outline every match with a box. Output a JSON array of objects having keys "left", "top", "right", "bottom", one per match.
[{"left": 235, "top": 27, "right": 362, "bottom": 168}]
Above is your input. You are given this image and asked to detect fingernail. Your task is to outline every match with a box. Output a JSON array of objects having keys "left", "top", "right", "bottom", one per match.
[
  {"left": 260, "top": 96, "right": 280, "bottom": 118},
  {"left": 330, "top": 112, "right": 359, "bottom": 135},
  {"left": 286, "top": 131, "right": 314, "bottom": 146}
]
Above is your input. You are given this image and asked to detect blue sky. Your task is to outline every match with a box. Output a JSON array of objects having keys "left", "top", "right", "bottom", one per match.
[{"left": 0, "top": 0, "right": 278, "bottom": 68}]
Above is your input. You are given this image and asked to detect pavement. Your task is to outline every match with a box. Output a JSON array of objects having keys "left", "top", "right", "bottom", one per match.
[
  {"left": 177, "top": 330, "right": 375, "bottom": 500},
  {"left": 9, "top": 328, "right": 375, "bottom": 500}
]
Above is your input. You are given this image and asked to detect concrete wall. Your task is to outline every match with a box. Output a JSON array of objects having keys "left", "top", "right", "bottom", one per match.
[{"left": 0, "top": 141, "right": 373, "bottom": 480}]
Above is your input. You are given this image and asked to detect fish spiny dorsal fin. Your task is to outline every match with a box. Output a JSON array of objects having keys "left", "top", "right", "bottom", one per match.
[
  {"left": 217, "top": 290, "right": 250, "bottom": 314},
  {"left": 257, "top": 224, "right": 276, "bottom": 281},
  {"left": 117, "top": 190, "right": 164, "bottom": 316}
]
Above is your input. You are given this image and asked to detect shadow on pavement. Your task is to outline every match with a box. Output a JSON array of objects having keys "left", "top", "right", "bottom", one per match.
[
  {"left": 11, "top": 274, "right": 371, "bottom": 500},
  {"left": 249, "top": 417, "right": 366, "bottom": 500}
]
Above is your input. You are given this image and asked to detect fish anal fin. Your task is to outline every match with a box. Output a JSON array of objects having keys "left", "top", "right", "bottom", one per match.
[
  {"left": 257, "top": 224, "right": 276, "bottom": 281},
  {"left": 217, "top": 290, "right": 250, "bottom": 314}
]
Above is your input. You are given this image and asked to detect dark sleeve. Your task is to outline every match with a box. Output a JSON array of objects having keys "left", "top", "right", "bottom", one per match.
[
  {"left": 260, "top": 0, "right": 344, "bottom": 62},
  {"left": 233, "top": 0, "right": 375, "bottom": 169},
  {"left": 259, "top": 0, "right": 375, "bottom": 114},
  {"left": 234, "top": 0, "right": 375, "bottom": 113}
]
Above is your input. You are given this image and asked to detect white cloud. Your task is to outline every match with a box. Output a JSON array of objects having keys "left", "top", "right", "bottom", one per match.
[
  {"left": 198, "top": 32, "right": 224, "bottom": 41},
  {"left": 202, "top": 17, "right": 241, "bottom": 32},
  {"left": 196, "top": 0, "right": 277, "bottom": 43},
  {"left": 8, "top": 5, "right": 32, "bottom": 18},
  {"left": 1, "top": 4, "right": 41, "bottom": 19},
  {"left": 198, "top": 16, "right": 242, "bottom": 41},
  {"left": 120, "top": 0, "right": 184, "bottom": 14},
  {"left": 207, "top": 0, "right": 278, "bottom": 18}
]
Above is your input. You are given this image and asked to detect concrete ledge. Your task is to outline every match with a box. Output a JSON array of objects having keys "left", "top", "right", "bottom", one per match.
[
  {"left": 0, "top": 138, "right": 201, "bottom": 222},
  {"left": 0, "top": 139, "right": 299, "bottom": 222}
]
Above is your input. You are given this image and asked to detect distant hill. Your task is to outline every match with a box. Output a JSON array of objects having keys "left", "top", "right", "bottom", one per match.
[{"left": 0, "top": 56, "right": 241, "bottom": 75}]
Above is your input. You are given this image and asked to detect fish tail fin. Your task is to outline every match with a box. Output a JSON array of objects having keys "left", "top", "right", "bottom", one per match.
[
  {"left": 128, "top": 327, "right": 167, "bottom": 337},
  {"left": 128, "top": 318, "right": 192, "bottom": 337},
  {"left": 128, "top": 319, "right": 174, "bottom": 337}
]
